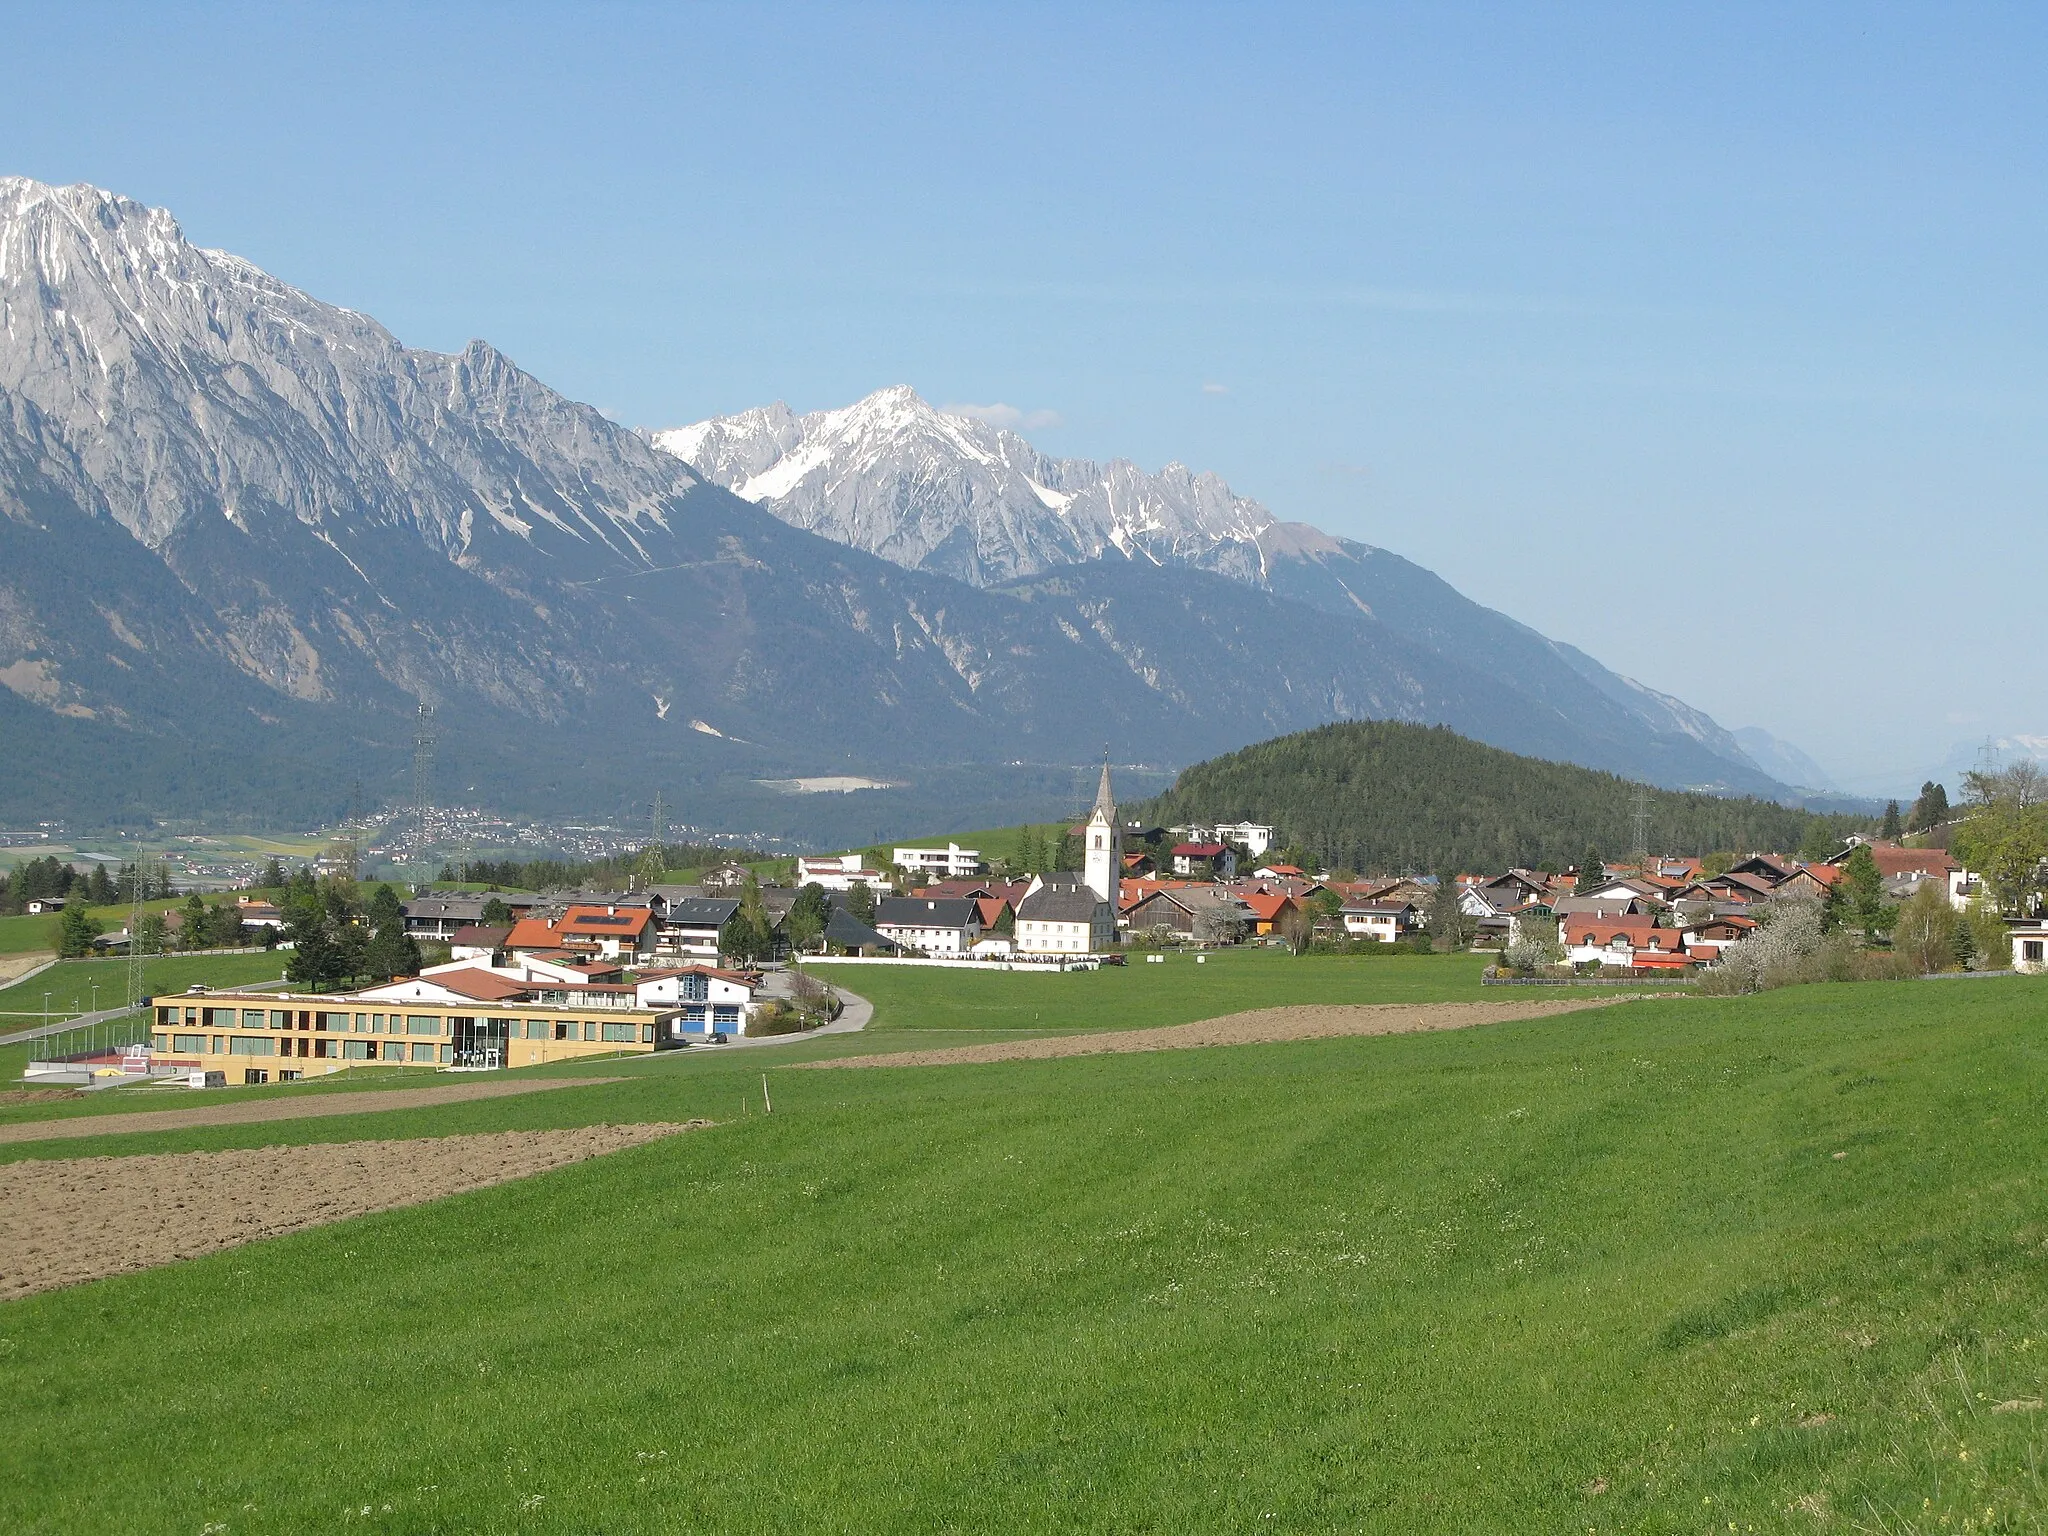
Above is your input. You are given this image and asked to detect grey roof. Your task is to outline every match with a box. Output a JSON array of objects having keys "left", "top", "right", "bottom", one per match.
[
  {"left": 662, "top": 896, "right": 741, "bottom": 927},
  {"left": 875, "top": 896, "right": 980, "bottom": 928},
  {"left": 1018, "top": 886, "right": 1107, "bottom": 923},
  {"left": 403, "top": 892, "right": 540, "bottom": 921},
  {"left": 822, "top": 907, "right": 898, "bottom": 950}
]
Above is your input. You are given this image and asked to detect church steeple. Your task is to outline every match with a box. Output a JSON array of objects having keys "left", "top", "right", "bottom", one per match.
[{"left": 1083, "top": 753, "right": 1120, "bottom": 904}]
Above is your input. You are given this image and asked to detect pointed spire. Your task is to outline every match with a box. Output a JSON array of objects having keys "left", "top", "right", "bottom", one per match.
[{"left": 1092, "top": 752, "right": 1115, "bottom": 819}]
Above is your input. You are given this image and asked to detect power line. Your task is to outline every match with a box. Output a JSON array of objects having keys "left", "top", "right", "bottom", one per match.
[{"left": 412, "top": 702, "right": 436, "bottom": 858}]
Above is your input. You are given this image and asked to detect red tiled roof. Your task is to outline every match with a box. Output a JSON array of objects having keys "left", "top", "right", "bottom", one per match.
[
  {"left": 425, "top": 968, "right": 535, "bottom": 1002},
  {"left": 1172, "top": 842, "right": 1227, "bottom": 857}
]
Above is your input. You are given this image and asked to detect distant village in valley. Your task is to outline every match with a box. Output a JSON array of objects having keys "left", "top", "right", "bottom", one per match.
[{"left": 10, "top": 761, "right": 2044, "bottom": 1091}]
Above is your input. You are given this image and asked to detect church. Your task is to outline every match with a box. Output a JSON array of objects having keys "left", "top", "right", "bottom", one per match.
[{"left": 1013, "top": 761, "right": 1121, "bottom": 955}]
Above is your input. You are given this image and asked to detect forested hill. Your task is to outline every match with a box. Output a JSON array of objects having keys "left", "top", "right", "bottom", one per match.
[{"left": 1140, "top": 722, "right": 1872, "bottom": 874}]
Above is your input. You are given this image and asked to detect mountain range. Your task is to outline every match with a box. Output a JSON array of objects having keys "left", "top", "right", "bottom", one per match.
[{"left": 0, "top": 176, "right": 1811, "bottom": 842}]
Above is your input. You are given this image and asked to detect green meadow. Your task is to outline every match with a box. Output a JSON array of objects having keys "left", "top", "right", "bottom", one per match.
[{"left": 1, "top": 961, "right": 2045, "bottom": 1532}]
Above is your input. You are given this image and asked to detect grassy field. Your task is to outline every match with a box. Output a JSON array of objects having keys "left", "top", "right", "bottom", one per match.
[
  {"left": 833, "top": 947, "right": 1499, "bottom": 1036},
  {"left": 0, "top": 970, "right": 2044, "bottom": 1529},
  {"left": 0, "top": 949, "right": 286, "bottom": 1023}
]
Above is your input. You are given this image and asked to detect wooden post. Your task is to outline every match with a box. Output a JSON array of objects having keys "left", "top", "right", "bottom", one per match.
[{"left": 761, "top": 1073, "right": 772, "bottom": 1114}]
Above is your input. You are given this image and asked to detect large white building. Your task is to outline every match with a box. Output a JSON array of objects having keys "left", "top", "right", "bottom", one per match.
[
  {"left": 1016, "top": 878, "right": 1115, "bottom": 955},
  {"left": 892, "top": 843, "right": 984, "bottom": 880},
  {"left": 795, "top": 854, "right": 892, "bottom": 893}
]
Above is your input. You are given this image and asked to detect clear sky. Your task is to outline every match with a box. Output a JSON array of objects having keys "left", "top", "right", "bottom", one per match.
[{"left": 10, "top": 2, "right": 2045, "bottom": 792}]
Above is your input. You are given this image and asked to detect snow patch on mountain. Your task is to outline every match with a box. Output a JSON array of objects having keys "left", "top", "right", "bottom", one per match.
[{"left": 653, "top": 385, "right": 1274, "bottom": 588}]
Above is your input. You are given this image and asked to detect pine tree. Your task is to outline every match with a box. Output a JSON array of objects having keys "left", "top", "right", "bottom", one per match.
[
  {"left": 1841, "top": 844, "right": 1886, "bottom": 934},
  {"left": 85, "top": 863, "right": 116, "bottom": 905},
  {"left": 1574, "top": 848, "right": 1606, "bottom": 896},
  {"left": 1906, "top": 781, "right": 1950, "bottom": 833},
  {"left": 260, "top": 856, "right": 286, "bottom": 890},
  {"left": 362, "top": 883, "right": 421, "bottom": 979},
  {"left": 54, "top": 901, "right": 103, "bottom": 958},
  {"left": 1881, "top": 800, "right": 1903, "bottom": 839}
]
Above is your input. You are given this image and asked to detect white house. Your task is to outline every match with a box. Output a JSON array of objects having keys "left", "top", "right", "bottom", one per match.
[
  {"left": 1016, "top": 879, "right": 1115, "bottom": 954},
  {"left": 1341, "top": 901, "right": 1420, "bottom": 942},
  {"left": 1211, "top": 822, "right": 1275, "bottom": 858},
  {"left": 873, "top": 896, "right": 983, "bottom": 956},
  {"left": 892, "top": 843, "right": 984, "bottom": 880},
  {"left": 635, "top": 966, "right": 760, "bottom": 1037},
  {"left": 795, "top": 854, "right": 893, "bottom": 893},
  {"left": 2011, "top": 918, "right": 2048, "bottom": 975}
]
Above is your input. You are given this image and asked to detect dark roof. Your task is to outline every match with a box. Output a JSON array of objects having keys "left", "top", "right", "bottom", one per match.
[
  {"left": 662, "top": 897, "right": 741, "bottom": 926},
  {"left": 403, "top": 891, "right": 541, "bottom": 919},
  {"left": 449, "top": 924, "right": 512, "bottom": 946},
  {"left": 1018, "top": 886, "right": 1107, "bottom": 922},
  {"left": 875, "top": 897, "right": 980, "bottom": 928},
  {"left": 822, "top": 907, "right": 899, "bottom": 951}
]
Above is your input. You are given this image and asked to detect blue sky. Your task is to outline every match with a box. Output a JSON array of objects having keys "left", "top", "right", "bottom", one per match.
[{"left": 10, "top": 2, "right": 2046, "bottom": 791}]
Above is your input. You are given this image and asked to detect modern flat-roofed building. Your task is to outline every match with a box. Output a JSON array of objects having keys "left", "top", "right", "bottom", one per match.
[
  {"left": 892, "top": 843, "right": 983, "bottom": 879},
  {"left": 149, "top": 972, "right": 687, "bottom": 1081},
  {"left": 795, "top": 854, "right": 892, "bottom": 893}
]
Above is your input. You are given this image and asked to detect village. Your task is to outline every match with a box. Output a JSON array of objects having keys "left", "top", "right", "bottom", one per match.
[{"left": 106, "top": 763, "right": 2047, "bottom": 1090}]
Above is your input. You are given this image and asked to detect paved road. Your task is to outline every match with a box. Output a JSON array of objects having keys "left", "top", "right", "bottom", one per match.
[{"left": 713, "top": 983, "right": 871, "bottom": 1051}]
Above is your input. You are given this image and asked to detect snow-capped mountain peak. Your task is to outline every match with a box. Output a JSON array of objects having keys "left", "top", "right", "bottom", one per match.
[{"left": 653, "top": 385, "right": 1275, "bottom": 587}]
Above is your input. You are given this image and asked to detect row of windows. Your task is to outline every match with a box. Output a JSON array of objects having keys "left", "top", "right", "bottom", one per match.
[
  {"left": 156, "top": 1008, "right": 656, "bottom": 1041},
  {"left": 155, "top": 1034, "right": 451, "bottom": 1063}
]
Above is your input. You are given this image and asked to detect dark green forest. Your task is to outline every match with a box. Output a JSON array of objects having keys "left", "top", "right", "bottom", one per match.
[{"left": 1140, "top": 721, "right": 1873, "bottom": 874}]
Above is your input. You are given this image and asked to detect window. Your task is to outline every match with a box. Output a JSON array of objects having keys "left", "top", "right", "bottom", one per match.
[
  {"left": 229, "top": 1036, "right": 274, "bottom": 1056},
  {"left": 280, "top": 1069, "right": 300, "bottom": 1082},
  {"left": 355, "top": 1013, "right": 368, "bottom": 1032},
  {"left": 555, "top": 1021, "right": 575, "bottom": 1041},
  {"left": 526, "top": 1019, "right": 549, "bottom": 1039},
  {"left": 440, "top": 1044, "right": 454, "bottom": 1064},
  {"left": 584, "top": 1021, "right": 598, "bottom": 1041},
  {"left": 411, "top": 1041, "right": 438, "bottom": 1063},
  {"left": 211, "top": 1035, "right": 225, "bottom": 1053},
  {"left": 407, "top": 1015, "right": 442, "bottom": 1036},
  {"left": 243, "top": 1069, "right": 268, "bottom": 1085},
  {"left": 601, "top": 1022, "right": 638, "bottom": 1043},
  {"left": 372, "top": 1013, "right": 386, "bottom": 1032},
  {"left": 241, "top": 1009, "right": 266, "bottom": 1028},
  {"left": 173, "top": 1033, "right": 207, "bottom": 1053},
  {"left": 2026, "top": 940, "right": 2045, "bottom": 962},
  {"left": 343, "top": 1040, "right": 373, "bottom": 1060},
  {"left": 151, "top": 1033, "right": 168, "bottom": 1051},
  {"left": 270, "top": 1010, "right": 289, "bottom": 1029},
  {"left": 641, "top": 1024, "right": 656, "bottom": 1044}
]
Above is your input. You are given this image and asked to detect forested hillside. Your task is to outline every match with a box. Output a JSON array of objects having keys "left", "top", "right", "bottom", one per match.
[{"left": 1141, "top": 722, "right": 1871, "bottom": 874}]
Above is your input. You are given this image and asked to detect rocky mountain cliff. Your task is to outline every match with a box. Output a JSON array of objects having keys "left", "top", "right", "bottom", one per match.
[
  {"left": 655, "top": 387, "right": 1274, "bottom": 588},
  {"left": 0, "top": 178, "right": 1791, "bottom": 835}
]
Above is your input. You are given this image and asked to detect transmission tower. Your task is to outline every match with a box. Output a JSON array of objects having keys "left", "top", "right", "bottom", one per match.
[
  {"left": 651, "top": 789, "right": 666, "bottom": 854},
  {"left": 412, "top": 702, "right": 437, "bottom": 856},
  {"left": 126, "top": 840, "right": 146, "bottom": 1013},
  {"left": 1628, "top": 785, "right": 1652, "bottom": 871}
]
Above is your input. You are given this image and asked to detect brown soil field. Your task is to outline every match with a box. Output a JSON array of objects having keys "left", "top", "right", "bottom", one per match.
[
  {"left": 0, "top": 951, "right": 53, "bottom": 984},
  {"left": 800, "top": 998, "right": 1622, "bottom": 1070},
  {"left": 0, "top": 1075, "right": 629, "bottom": 1145},
  {"left": 0, "top": 1121, "right": 708, "bottom": 1299}
]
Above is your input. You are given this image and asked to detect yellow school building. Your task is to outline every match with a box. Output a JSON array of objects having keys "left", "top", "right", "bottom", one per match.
[{"left": 148, "top": 989, "right": 675, "bottom": 1083}]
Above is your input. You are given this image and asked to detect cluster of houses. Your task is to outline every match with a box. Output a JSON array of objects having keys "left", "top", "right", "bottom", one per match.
[{"left": 1460, "top": 841, "right": 1976, "bottom": 973}]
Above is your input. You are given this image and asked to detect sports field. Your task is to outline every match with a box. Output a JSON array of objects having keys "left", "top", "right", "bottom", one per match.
[{"left": 0, "top": 954, "right": 2043, "bottom": 1531}]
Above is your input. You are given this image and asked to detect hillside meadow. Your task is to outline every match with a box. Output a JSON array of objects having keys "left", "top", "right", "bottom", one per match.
[{"left": 0, "top": 960, "right": 2043, "bottom": 1531}]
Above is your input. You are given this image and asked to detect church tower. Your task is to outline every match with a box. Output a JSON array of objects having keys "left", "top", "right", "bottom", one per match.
[{"left": 1083, "top": 757, "right": 1121, "bottom": 904}]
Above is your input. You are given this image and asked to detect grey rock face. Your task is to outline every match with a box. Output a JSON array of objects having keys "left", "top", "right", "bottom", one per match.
[
  {"left": 0, "top": 177, "right": 1790, "bottom": 828},
  {"left": 655, "top": 387, "right": 1272, "bottom": 588}
]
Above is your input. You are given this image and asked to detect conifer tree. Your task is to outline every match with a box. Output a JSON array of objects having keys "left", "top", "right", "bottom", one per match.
[{"left": 1881, "top": 800, "right": 1903, "bottom": 839}]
